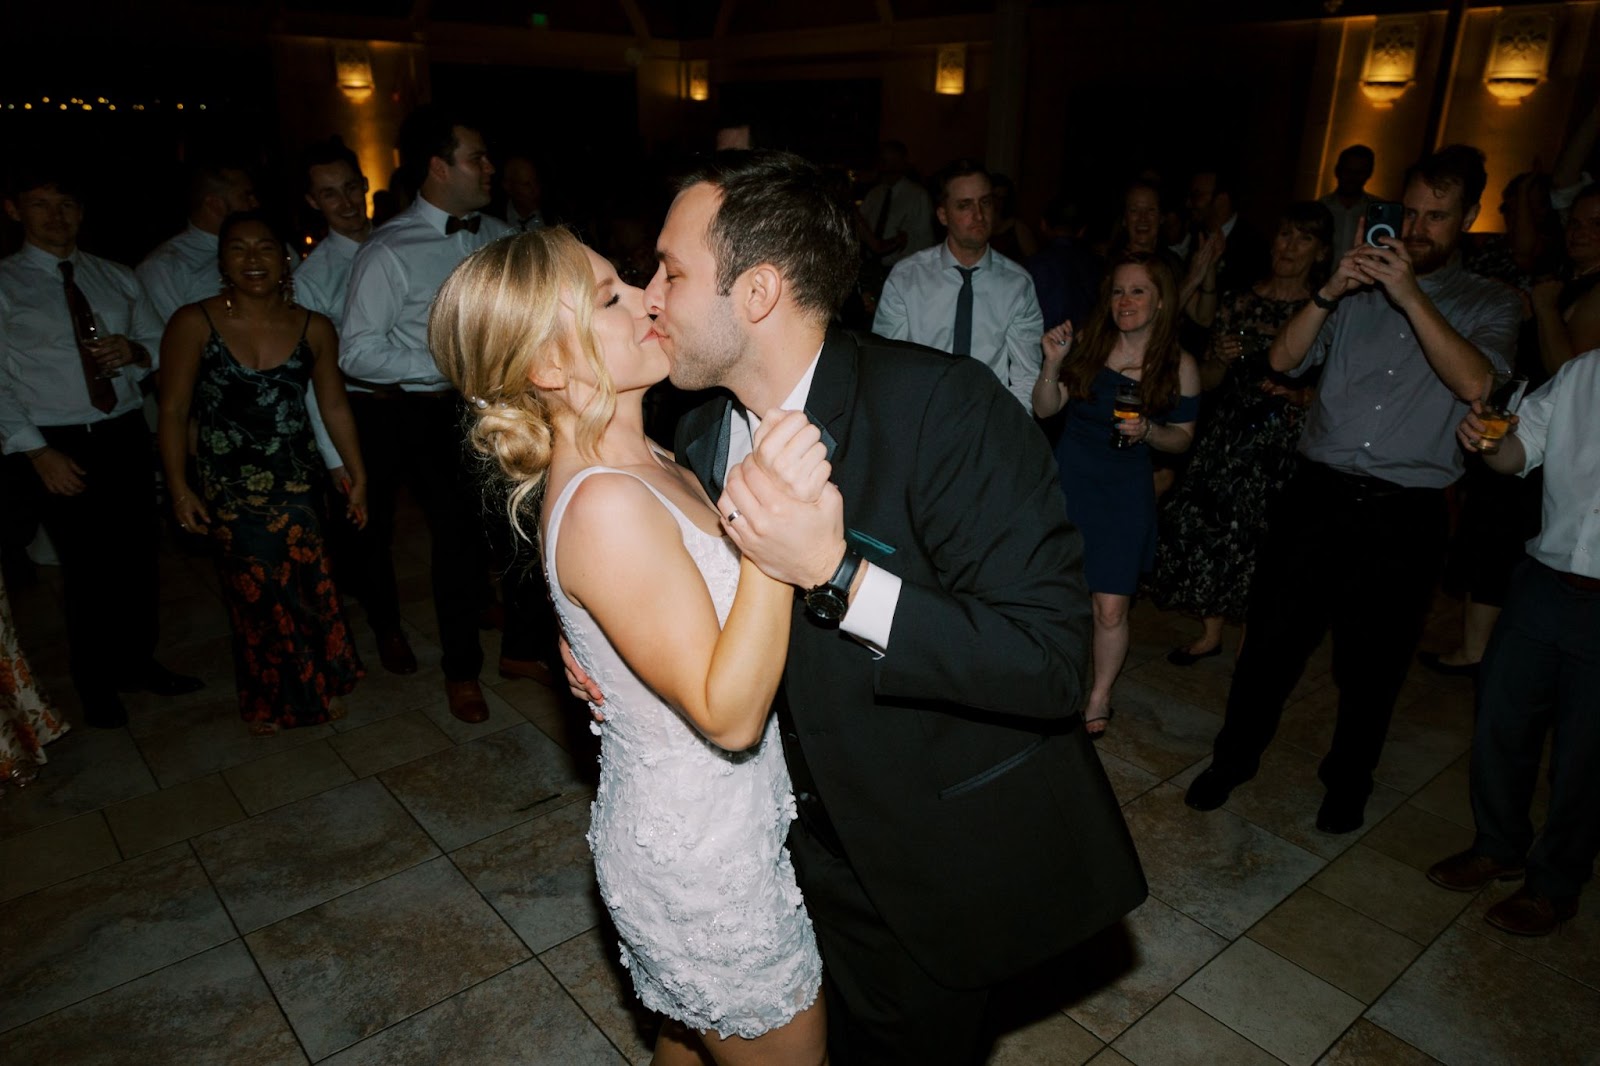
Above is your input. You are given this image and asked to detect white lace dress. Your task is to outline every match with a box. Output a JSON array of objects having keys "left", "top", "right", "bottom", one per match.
[{"left": 544, "top": 465, "right": 822, "bottom": 1039}]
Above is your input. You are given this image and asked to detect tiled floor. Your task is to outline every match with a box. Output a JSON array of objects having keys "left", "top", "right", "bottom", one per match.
[{"left": 2, "top": 520, "right": 1597, "bottom": 1065}]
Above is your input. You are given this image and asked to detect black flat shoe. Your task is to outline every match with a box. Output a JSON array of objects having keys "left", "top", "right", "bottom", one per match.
[
  {"left": 1185, "top": 766, "right": 1248, "bottom": 811},
  {"left": 1085, "top": 707, "right": 1114, "bottom": 741},
  {"left": 1417, "top": 651, "right": 1479, "bottom": 679},
  {"left": 1316, "top": 791, "right": 1367, "bottom": 834},
  {"left": 1167, "top": 644, "right": 1223, "bottom": 667}
]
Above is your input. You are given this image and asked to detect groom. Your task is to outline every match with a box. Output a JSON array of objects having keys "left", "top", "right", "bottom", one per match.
[{"left": 598, "top": 151, "right": 1144, "bottom": 1063}]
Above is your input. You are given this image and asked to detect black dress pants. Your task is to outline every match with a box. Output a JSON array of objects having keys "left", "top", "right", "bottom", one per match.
[
  {"left": 1211, "top": 460, "right": 1448, "bottom": 800},
  {"left": 787, "top": 817, "right": 991, "bottom": 1066},
  {"left": 337, "top": 392, "right": 404, "bottom": 634},
  {"left": 349, "top": 391, "right": 485, "bottom": 682},
  {"left": 26, "top": 412, "right": 159, "bottom": 702},
  {"left": 1470, "top": 558, "right": 1600, "bottom": 899}
]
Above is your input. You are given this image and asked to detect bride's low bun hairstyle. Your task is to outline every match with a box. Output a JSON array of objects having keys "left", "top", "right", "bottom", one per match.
[{"left": 429, "top": 227, "right": 617, "bottom": 536}]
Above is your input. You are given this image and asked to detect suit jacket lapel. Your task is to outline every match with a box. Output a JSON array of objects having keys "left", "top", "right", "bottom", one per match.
[
  {"left": 806, "top": 327, "right": 859, "bottom": 469},
  {"left": 675, "top": 396, "right": 734, "bottom": 501}
]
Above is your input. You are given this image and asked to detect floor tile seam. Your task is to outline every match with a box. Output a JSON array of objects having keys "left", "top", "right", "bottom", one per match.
[
  {"left": 1170, "top": 982, "right": 1322, "bottom": 1066},
  {"left": 1445, "top": 885, "right": 1600, "bottom": 994},
  {"left": 1240, "top": 904, "right": 1410, "bottom": 1007},
  {"left": 222, "top": 842, "right": 446, "bottom": 937},
  {"left": 0, "top": 809, "right": 125, "bottom": 905},
  {"left": 224, "top": 748, "right": 362, "bottom": 817},
  {"left": 233, "top": 921, "right": 315, "bottom": 1064},
  {"left": 528, "top": 950, "right": 644, "bottom": 1064},
  {"left": 297, "top": 956, "right": 539, "bottom": 1064},
  {"left": 1115, "top": 988, "right": 1290, "bottom": 1065},
  {"left": 1449, "top": 917, "right": 1600, "bottom": 996},
  {"left": 1318, "top": 860, "right": 1476, "bottom": 947}
]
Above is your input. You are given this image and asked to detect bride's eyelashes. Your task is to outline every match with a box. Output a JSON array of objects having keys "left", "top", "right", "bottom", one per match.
[{"left": 603, "top": 293, "right": 620, "bottom": 309}]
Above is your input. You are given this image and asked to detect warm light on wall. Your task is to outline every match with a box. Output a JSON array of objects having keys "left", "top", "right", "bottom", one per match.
[
  {"left": 935, "top": 44, "right": 967, "bottom": 96},
  {"left": 334, "top": 43, "right": 375, "bottom": 102},
  {"left": 683, "top": 60, "right": 710, "bottom": 102},
  {"left": 1361, "top": 16, "right": 1422, "bottom": 107},
  {"left": 1483, "top": 9, "right": 1556, "bottom": 106}
]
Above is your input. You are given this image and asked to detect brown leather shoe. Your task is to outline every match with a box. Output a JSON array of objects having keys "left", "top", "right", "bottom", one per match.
[
  {"left": 498, "top": 656, "right": 556, "bottom": 687},
  {"left": 1485, "top": 887, "right": 1578, "bottom": 937},
  {"left": 376, "top": 629, "right": 418, "bottom": 675},
  {"left": 1427, "top": 850, "right": 1525, "bottom": 892},
  {"left": 445, "top": 680, "right": 490, "bottom": 724}
]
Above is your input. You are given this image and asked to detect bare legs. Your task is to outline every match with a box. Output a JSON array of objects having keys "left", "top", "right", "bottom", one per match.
[
  {"left": 1087, "top": 592, "right": 1131, "bottom": 736},
  {"left": 1438, "top": 599, "right": 1500, "bottom": 667},
  {"left": 651, "top": 998, "right": 828, "bottom": 1066},
  {"left": 1181, "top": 615, "right": 1226, "bottom": 657}
]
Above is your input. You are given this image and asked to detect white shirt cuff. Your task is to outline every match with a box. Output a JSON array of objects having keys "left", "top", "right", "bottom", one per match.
[{"left": 838, "top": 562, "right": 901, "bottom": 658}]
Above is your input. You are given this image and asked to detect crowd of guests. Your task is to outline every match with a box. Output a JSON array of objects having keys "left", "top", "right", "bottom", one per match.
[{"left": 0, "top": 92, "right": 1597, "bottom": 1061}]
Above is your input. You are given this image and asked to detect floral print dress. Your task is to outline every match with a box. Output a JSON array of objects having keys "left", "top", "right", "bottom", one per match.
[
  {"left": 1, "top": 569, "right": 68, "bottom": 790},
  {"left": 1149, "top": 288, "right": 1315, "bottom": 621},
  {"left": 194, "top": 308, "right": 361, "bottom": 729}
]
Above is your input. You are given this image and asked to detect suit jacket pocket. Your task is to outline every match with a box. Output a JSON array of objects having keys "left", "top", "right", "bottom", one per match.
[{"left": 938, "top": 735, "right": 1048, "bottom": 800}]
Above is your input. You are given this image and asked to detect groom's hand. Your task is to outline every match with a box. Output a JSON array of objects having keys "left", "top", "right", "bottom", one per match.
[
  {"left": 720, "top": 457, "right": 846, "bottom": 590},
  {"left": 748, "top": 409, "right": 831, "bottom": 503}
]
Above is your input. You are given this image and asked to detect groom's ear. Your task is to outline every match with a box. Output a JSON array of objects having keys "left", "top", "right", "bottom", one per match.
[{"left": 738, "top": 263, "right": 783, "bottom": 324}]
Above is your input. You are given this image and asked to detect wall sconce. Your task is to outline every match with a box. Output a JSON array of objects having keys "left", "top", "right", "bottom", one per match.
[
  {"left": 1360, "top": 17, "right": 1422, "bottom": 107},
  {"left": 682, "top": 60, "right": 709, "bottom": 102},
  {"left": 334, "top": 43, "right": 375, "bottom": 102},
  {"left": 934, "top": 44, "right": 966, "bottom": 96},
  {"left": 1483, "top": 10, "right": 1556, "bottom": 106}
]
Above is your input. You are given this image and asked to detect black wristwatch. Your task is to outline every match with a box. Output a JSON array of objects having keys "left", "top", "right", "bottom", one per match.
[
  {"left": 1311, "top": 290, "right": 1339, "bottom": 312},
  {"left": 804, "top": 548, "right": 864, "bottom": 623}
]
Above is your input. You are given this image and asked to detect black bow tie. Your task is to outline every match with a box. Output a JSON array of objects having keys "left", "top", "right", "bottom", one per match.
[{"left": 445, "top": 215, "right": 481, "bottom": 235}]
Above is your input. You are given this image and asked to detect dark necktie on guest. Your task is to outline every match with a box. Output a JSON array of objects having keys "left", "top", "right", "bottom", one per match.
[
  {"left": 445, "top": 214, "right": 481, "bottom": 235},
  {"left": 951, "top": 266, "right": 977, "bottom": 358},
  {"left": 58, "top": 260, "right": 117, "bottom": 414}
]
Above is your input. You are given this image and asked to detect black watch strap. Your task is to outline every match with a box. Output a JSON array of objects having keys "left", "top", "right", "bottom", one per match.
[{"left": 1311, "top": 291, "right": 1338, "bottom": 312}]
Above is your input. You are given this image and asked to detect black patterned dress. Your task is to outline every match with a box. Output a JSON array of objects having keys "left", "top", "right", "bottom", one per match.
[
  {"left": 193, "top": 308, "right": 362, "bottom": 729},
  {"left": 1149, "top": 289, "right": 1314, "bottom": 621}
]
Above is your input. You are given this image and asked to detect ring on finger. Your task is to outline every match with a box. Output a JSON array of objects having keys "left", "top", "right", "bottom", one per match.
[{"left": 725, "top": 508, "right": 741, "bottom": 523}]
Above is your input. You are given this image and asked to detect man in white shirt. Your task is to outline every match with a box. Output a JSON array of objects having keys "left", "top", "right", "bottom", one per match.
[
  {"left": 1319, "top": 144, "right": 1378, "bottom": 256},
  {"left": 858, "top": 141, "right": 934, "bottom": 268},
  {"left": 294, "top": 136, "right": 416, "bottom": 677},
  {"left": 0, "top": 169, "right": 202, "bottom": 726},
  {"left": 340, "top": 105, "right": 510, "bottom": 723},
  {"left": 872, "top": 160, "right": 1044, "bottom": 408},
  {"left": 136, "top": 162, "right": 260, "bottom": 332},
  {"left": 498, "top": 155, "right": 547, "bottom": 232},
  {"left": 1428, "top": 350, "right": 1600, "bottom": 936}
]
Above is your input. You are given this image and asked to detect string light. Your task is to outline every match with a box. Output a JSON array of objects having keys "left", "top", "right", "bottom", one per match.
[{"left": 0, "top": 95, "right": 210, "bottom": 112}]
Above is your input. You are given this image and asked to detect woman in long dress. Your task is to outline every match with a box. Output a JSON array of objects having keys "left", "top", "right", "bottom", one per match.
[
  {"left": 1, "top": 569, "right": 69, "bottom": 790},
  {"left": 429, "top": 228, "right": 827, "bottom": 1065},
  {"left": 1033, "top": 253, "right": 1200, "bottom": 737},
  {"left": 158, "top": 211, "right": 367, "bottom": 736}
]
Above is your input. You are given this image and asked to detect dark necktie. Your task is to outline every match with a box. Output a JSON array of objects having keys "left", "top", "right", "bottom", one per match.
[
  {"left": 58, "top": 261, "right": 117, "bottom": 414},
  {"left": 874, "top": 185, "right": 894, "bottom": 239},
  {"left": 445, "top": 214, "right": 481, "bottom": 235},
  {"left": 951, "top": 266, "right": 977, "bottom": 358}
]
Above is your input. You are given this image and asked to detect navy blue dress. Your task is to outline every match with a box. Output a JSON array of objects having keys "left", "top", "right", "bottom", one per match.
[{"left": 1055, "top": 366, "right": 1200, "bottom": 596}]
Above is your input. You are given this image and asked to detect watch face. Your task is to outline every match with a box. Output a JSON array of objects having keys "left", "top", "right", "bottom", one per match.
[{"left": 805, "top": 586, "right": 848, "bottom": 623}]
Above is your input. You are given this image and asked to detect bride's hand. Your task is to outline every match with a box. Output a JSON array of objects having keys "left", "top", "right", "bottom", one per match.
[{"left": 749, "top": 409, "right": 831, "bottom": 504}]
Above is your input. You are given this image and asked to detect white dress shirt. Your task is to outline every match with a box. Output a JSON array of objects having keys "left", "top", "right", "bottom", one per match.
[
  {"left": 727, "top": 348, "right": 902, "bottom": 653},
  {"left": 340, "top": 197, "right": 511, "bottom": 391},
  {"left": 0, "top": 243, "right": 158, "bottom": 454},
  {"left": 501, "top": 208, "right": 545, "bottom": 232},
  {"left": 1513, "top": 349, "right": 1600, "bottom": 578},
  {"left": 136, "top": 224, "right": 220, "bottom": 334},
  {"left": 872, "top": 242, "right": 1044, "bottom": 408},
  {"left": 860, "top": 177, "right": 935, "bottom": 266},
  {"left": 295, "top": 230, "right": 367, "bottom": 469}
]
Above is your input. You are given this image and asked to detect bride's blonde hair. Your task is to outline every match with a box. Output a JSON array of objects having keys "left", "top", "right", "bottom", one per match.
[{"left": 429, "top": 228, "right": 617, "bottom": 536}]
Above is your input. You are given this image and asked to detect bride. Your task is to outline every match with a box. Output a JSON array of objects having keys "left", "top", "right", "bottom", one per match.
[{"left": 429, "top": 228, "right": 830, "bottom": 1065}]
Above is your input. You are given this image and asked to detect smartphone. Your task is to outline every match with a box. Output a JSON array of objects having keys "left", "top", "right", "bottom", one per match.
[{"left": 1364, "top": 201, "right": 1404, "bottom": 246}]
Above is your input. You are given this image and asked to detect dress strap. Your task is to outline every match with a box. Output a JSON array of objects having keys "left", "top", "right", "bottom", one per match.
[
  {"left": 300, "top": 309, "right": 313, "bottom": 341},
  {"left": 197, "top": 303, "right": 217, "bottom": 332}
]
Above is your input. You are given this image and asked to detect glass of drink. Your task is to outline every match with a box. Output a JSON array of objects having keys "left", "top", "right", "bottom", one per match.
[
  {"left": 1110, "top": 382, "right": 1144, "bottom": 449},
  {"left": 85, "top": 312, "right": 121, "bottom": 380},
  {"left": 1477, "top": 371, "right": 1527, "bottom": 454}
]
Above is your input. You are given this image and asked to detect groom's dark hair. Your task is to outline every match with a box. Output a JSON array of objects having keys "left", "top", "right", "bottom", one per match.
[{"left": 676, "top": 150, "right": 859, "bottom": 322}]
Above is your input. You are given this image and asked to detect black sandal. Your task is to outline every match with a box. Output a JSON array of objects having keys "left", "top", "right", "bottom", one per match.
[{"left": 1085, "top": 706, "right": 1114, "bottom": 741}]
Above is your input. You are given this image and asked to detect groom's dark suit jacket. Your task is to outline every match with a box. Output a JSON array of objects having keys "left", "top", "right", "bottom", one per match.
[{"left": 676, "top": 327, "right": 1146, "bottom": 989}]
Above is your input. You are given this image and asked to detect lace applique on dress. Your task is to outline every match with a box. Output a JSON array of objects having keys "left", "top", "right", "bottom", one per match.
[{"left": 543, "top": 466, "right": 821, "bottom": 1038}]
